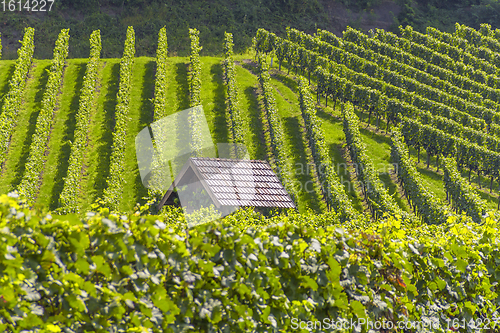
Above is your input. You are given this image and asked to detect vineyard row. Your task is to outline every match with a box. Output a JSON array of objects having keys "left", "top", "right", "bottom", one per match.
[
  {"left": 103, "top": 26, "right": 136, "bottom": 210},
  {"left": 58, "top": 30, "right": 102, "bottom": 213}
]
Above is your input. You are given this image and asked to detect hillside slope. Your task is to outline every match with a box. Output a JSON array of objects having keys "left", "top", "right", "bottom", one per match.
[{"left": 0, "top": 55, "right": 498, "bottom": 215}]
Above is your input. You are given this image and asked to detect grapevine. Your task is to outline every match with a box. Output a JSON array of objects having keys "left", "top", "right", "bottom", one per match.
[
  {"left": 103, "top": 26, "right": 136, "bottom": 210},
  {"left": 0, "top": 27, "right": 35, "bottom": 165},
  {"left": 298, "top": 78, "right": 358, "bottom": 221},
  {"left": 222, "top": 32, "right": 246, "bottom": 158},
  {"left": 58, "top": 30, "right": 102, "bottom": 213},
  {"left": 18, "top": 29, "right": 70, "bottom": 204},
  {"left": 257, "top": 55, "right": 298, "bottom": 204}
]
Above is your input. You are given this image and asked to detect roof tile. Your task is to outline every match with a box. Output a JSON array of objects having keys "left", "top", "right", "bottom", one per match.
[{"left": 183, "top": 157, "right": 295, "bottom": 208}]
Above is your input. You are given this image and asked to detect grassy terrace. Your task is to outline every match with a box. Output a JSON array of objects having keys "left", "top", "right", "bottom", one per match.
[{"left": 0, "top": 55, "right": 497, "bottom": 216}]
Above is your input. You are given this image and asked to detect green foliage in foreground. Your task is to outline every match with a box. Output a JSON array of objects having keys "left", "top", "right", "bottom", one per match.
[{"left": 1, "top": 194, "right": 500, "bottom": 332}]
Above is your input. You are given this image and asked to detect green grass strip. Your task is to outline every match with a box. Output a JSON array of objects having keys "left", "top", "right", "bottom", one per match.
[
  {"left": 0, "top": 61, "right": 49, "bottom": 194},
  {"left": 232, "top": 64, "right": 266, "bottom": 160},
  {"left": 79, "top": 59, "right": 120, "bottom": 212},
  {"left": 120, "top": 57, "right": 155, "bottom": 212},
  {"left": 35, "top": 59, "right": 89, "bottom": 211}
]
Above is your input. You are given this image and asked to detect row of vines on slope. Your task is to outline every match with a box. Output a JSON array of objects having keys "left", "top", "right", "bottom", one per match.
[
  {"left": 58, "top": 30, "right": 102, "bottom": 213},
  {"left": 256, "top": 29, "right": 500, "bottom": 178},
  {"left": 327, "top": 26, "right": 500, "bottom": 110},
  {"left": 222, "top": 32, "right": 246, "bottom": 158},
  {"left": 18, "top": 29, "right": 70, "bottom": 204},
  {"left": 400, "top": 25, "right": 499, "bottom": 77},
  {"left": 426, "top": 26, "right": 500, "bottom": 72},
  {"left": 400, "top": 117, "right": 500, "bottom": 192},
  {"left": 256, "top": 56, "right": 298, "bottom": 204},
  {"left": 256, "top": 28, "right": 500, "bottom": 197},
  {"left": 153, "top": 27, "right": 168, "bottom": 121},
  {"left": 390, "top": 128, "right": 449, "bottom": 224},
  {"left": 0, "top": 27, "right": 35, "bottom": 166},
  {"left": 260, "top": 29, "right": 500, "bottom": 156},
  {"left": 297, "top": 78, "right": 358, "bottom": 222},
  {"left": 325, "top": 28, "right": 500, "bottom": 143},
  {"left": 148, "top": 27, "right": 169, "bottom": 197},
  {"left": 442, "top": 156, "right": 487, "bottom": 223},
  {"left": 188, "top": 28, "right": 204, "bottom": 157},
  {"left": 455, "top": 23, "right": 500, "bottom": 52},
  {"left": 337, "top": 27, "right": 500, "bottom": 113},
  {"left": 189, "top": 28, "right": 202, "bottom": 108},
  {"left": 313, "top": 67, "right": 500, "bottom": 155},
  {"left": 255, "top": 29, "right": 495, "bottom": 139},
  {"left": 286, "top": 27, "right": 500, "bottom": 127},
  {"left": 341, "top": 102, "right": 408, "bottom": 221},
  {"left": 318, "top": 65, "right": 485, "bottom": 134},
  {"left": 374, "top": 28, "right": 500, "bottom": 89},
  {"left": 103, "top": 26, "right": 135, "bottom": 210}
]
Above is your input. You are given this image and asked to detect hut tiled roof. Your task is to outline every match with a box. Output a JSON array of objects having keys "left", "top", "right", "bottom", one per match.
[
  {"left": 191, "top": 157, "right": 295, "bottom": 208},
  {"left": 157, "top": 157, "right": 296, "bottom": 210}
]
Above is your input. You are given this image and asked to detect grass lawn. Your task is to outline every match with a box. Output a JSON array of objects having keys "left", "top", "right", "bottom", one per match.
[{"left": 200, "top": 57, "right": 230, "bottom": 152}]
